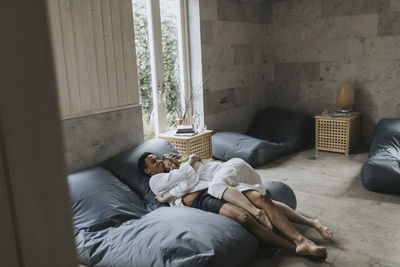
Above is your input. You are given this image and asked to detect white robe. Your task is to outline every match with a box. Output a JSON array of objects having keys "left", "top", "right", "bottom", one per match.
[{"left": 149, "top": 158, "right": 266, "bottom": 207}]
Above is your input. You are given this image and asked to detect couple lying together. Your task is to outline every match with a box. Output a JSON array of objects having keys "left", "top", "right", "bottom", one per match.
[{"left": 138, "top": 152, "right": 333, "bottom": 260}]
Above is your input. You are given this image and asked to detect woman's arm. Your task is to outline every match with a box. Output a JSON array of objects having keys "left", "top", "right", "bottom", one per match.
[
  {"left": 163, "top": 153, "right": 189, "bottom": 167},
  {"left": 155, "top": 193, "right": 177, "bottom": 203}
]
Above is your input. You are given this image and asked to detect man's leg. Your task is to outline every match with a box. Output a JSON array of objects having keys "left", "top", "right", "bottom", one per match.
[
  {"left": 243, "top": 190, "right": 327, "bottom": 257},
  {"left": 272, "top": 200, "right": 333, "bottom": 239},
  {"left": 219, "top": 203, "right": 295, "bottom": 251},
  {"left": 222, "top": 186, "right": 273, "bottom": 229}
]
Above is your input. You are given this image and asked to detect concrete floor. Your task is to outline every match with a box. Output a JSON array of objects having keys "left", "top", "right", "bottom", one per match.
[{"left": 250, "top": 148, "right": 400, "bottom": 267}]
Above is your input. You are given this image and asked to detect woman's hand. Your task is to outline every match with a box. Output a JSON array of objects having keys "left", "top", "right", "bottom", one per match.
[
  {"left": 155, "top": 193, "right": 177, "bottom": 203},
  {"left": 188, "top": 154, "right": 201, "bottom": 168},
  {"left": 163, "top": 153, "right": 182, "bottom": 165}
]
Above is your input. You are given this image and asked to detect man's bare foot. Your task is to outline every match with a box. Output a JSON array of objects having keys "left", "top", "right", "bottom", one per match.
[
  {"left": 311, "top": 219, "right": 333, "bottom": 239},
  {"left": 295, "top": 238, "right": 328, "bottom": 258},
  {"left": 253, "top": 209, "right": 273, "bottom": 230}
]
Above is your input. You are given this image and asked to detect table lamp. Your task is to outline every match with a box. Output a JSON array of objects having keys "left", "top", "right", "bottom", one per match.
[{"left": 336, "top": 82, "right": 355, "bottom": 112}]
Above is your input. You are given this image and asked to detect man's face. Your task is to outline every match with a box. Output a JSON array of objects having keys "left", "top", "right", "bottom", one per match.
[{"left": 144, "top": 154, "right": 165, "bottom": 176}]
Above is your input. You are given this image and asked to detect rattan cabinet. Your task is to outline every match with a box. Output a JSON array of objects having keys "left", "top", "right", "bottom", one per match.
[
  {"left": 158, "top": 130, "right": 213, "bottom": 159},
  {"left": 315, "top": 114, "right": 360, "bottom": 155}
]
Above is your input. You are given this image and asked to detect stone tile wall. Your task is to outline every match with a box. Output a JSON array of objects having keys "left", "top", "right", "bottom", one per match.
[
  {"left": 199, "top": 0, "right": 274, "bottom": 132},
  {"left": 200, "top": 0, "right": 400, "bottom": 143},
  {"left": 62, "top": 105, "right": 144, "bottom": 173},
  {"left": 266, "top": 0, "right": 400, "bottom": 144}
]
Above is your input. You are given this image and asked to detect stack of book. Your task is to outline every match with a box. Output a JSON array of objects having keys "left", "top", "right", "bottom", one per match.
[
  {"left": 324, "top": 111, "right": 360, "bottom": 118},
  {"left": 175, "top": 125, "right": 196, "bottom": 136}
]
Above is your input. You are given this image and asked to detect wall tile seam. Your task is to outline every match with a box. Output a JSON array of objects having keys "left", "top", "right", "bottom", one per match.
[
  {"left": 377, "top": 11, "right": 400, "bottom": 36},
  {"left": 205, "top": 79, "right": 271, "bottom": 92},
  {"left": 209, "top": 19, "right": 273, "bottom": 28},
  {"left": 214, "top": 19, "right": 273, "bottom": 25},
  {"left": 271, "top": 14, "right": 380, "bottom": 29},
  {"left": 205, "top": 103, "right": 253, "bottom": 116},
  {"left": 322, "top": 12, "right": 383, "bottom": 20},
  {"left": 270, "top": 29, "right": 378, "bottom": 45},
  {"left": 207, "top": 84, "right": 264, "bottom": 92},
  {"left": 321, "top": 0, "right": 387, "bottom": 19}
]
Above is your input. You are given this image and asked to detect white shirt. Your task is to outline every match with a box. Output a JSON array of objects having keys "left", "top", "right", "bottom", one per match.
[
  {"left": 149, "top": 161, "right": 223, "bottom": 207},
  {"left": 149, "top": 159, "right": 266, "bottom": 207}
]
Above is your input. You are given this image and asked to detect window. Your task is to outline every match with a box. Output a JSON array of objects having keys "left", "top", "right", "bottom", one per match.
[{"left": 133, "top": 0, "right": 191, "bottom": 140}]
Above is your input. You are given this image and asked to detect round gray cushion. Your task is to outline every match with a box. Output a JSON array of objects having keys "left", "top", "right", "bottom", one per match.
[{"left": 265, "top": 181, "right": 297, "bottom": 210}]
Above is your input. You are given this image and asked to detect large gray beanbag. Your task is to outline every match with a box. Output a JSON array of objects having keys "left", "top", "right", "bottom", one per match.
[
  {"left": 103, "top": 139, "right": 178, "bottom": 210},
  {"left": 68, "top": 139, "right": 298, "bottom": 266},
  {"left": 75, "top": 207, "right": 258, "bottom": 267},
  {"left": 361, "top": 119, "right": 400, "bottom": 194},
  {"left": 69, "top": 165, "right": 297, "bottom": 266},
  {"left": 213, "top": 107, "right": 312, "bottom": 167}
]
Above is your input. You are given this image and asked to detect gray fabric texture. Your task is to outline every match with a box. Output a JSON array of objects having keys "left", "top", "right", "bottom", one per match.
[
  {"left": 69, "top": 140, "right": 298, "bottom": 266},
  {"left": 75, "top": 207, "right": 258, "bottom": 267},
  {"left": 212, "top": 107, "right": 312, "bottom": 167},
  {"left": 361, "top": 119, "right": 400, "bottom": 194},
  {"left": 102, "top": 139, "right": 177, "bottom": 210}
]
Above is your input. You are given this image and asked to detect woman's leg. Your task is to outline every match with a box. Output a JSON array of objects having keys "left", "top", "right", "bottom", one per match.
[
  {"left": 222, "top": 186, "right": 273, "bottom": 230},
  {"left": 209, "top": 162, "right": 273, "bottom": 229},
  {"left": 219, "top": 203, "right": 296, "bottom": 251},
  {"left": 272, "top": 200, "right": 333, "bottom": 239},
  {"left": 243, "top": 190, "right": 327, "bottom": 257}
]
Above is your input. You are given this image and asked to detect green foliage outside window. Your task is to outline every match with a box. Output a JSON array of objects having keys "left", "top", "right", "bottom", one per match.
[{"left": 133, "top": 0, "right": 182, "bottom": 136}]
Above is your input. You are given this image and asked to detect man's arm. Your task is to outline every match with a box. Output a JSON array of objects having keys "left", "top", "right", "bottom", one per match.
[
  {"left": 149, "top": 160, "right": 199, "bottom": 196},
  {"left": 155, "top": 174, "right": 198, "bottom": 203}
]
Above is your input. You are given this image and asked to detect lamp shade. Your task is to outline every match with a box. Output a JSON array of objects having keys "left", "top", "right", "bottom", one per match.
[{"left": 337, "top": 83, "right": 355, "bottom": 111}]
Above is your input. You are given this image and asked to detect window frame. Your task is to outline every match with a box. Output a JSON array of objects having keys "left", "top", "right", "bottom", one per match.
[{"left": 145, "top": 0, "right": 192, "bottom": 135}]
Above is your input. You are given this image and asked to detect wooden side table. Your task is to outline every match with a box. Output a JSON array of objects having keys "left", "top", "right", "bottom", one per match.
[
  {"left": 315, "top": 114, "right": 360, "bottom": 155},
  {"left": 158, "top": 130, "right": 213, "bottom": 159}
]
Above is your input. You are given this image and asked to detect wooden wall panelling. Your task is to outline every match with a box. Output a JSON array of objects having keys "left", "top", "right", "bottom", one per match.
[
  {"left": 111, "top": 0, "right": 128, "bottom": 105},
  {"left": 47, "top": 0, "right": 71, "bottom": 115},
  {"left": 121, "top": 0, "right": 140, "bottom": 104},
  {"left": 101, "top": 0, "right": 120, "bottom": 107},
  {"left": 81, "top": 0, "right": 101, "bottom": 111},
  {"left": 59, "top": 0, "right": 81, "bottom": 113},
  {"left": 50, "top": 0, "right": 141, "bottom": 117},
  {"left": 71, "top": 0, "right": 100, "bottom": 112},
  {"left": 91, "top": 0, "right": 110, "bottom": 108}
]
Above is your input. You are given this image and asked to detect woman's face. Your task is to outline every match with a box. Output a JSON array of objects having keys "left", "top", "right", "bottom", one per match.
[{"left": 162, "top": 158, "right": 178, "bottom": 172}]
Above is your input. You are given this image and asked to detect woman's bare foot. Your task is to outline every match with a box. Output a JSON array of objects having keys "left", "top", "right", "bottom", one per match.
[
  {"left": 295, "top": 238, "right": 328, "bottom": 258},
  {"left": 311, "top": 219, "right": 333, "bottom": 240},
  {"left": 253, "top": 209, "right": 273, "bottom": 230}
]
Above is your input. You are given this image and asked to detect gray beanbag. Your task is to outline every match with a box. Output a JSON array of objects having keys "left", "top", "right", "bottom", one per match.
[
  {"left": 361, "top": 119, "right": 400, "bottom": 194},
  {"left": 103, "top": 139, "right": 178, "bottom": 210},
  {"left": 68, "top": 140, "right": 298, "bottom": 266},
  {"left": 213, "top": 107, "right": 312, "bottom": 167},
  {"left": 69, "top": 166, "right": 259, "bottom": 266},
  {"left": 213, "top": 132, "right": 289, "bottom": 167}
]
